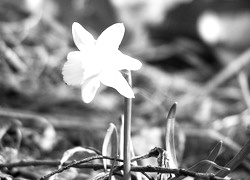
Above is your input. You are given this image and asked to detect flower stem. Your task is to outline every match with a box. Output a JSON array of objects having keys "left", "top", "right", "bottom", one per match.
[{"left": 123, "top": 70, "right": 132, "bottom": 180}]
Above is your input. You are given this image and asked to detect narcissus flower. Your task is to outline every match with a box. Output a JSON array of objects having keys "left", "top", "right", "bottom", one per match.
[{"left": 62, "top": 22, "right": 142, "bottom": 103}]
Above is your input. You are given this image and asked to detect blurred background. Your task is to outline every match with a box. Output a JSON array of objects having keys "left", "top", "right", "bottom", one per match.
[{"left": 0, "top": 0, "right": 250, "bottom": 179}]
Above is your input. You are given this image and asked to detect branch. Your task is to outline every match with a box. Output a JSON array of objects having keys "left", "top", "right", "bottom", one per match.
[
  {"left": 0, "top": 158, "right": 232, "bottom": 180},
  {"left": 40, "top": 155, "right": 122, "bottom": 180}
]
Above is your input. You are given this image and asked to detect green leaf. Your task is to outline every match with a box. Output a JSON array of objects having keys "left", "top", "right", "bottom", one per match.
[
  {"left": 91, "top": 172, "right": 109, "bottom": 180},
  {"left": 102, "top": 123, "right": 118, "bottom": 172},
  {"left": 59, "top": 147, "right": 97, "bottom": 169},
  {"left": 130, "top": 137, "right": 142, "bottom": 180},
  {"left": 207, "top": 141, "right": 222, "bottom": 161},
  {"left": 119, "top": 115, "right": 124, "bottom": 161},
  {"left": 216, "top": 138, "right": 250, "bottom": 177},
  {"left": 171, "top": 160, "right": 230, "bottom": 180},
  {"left": 194, "top": 141, "right": 223, "bottom": 173},
  {"left": 189, "top": 160, "right": 230, "bottom": 172},
  {"left": 51, "top": 147, "right": 97, "bottom": 180},
  {"left": 165, "top": 102, "right": 178, "bottom": 169}
]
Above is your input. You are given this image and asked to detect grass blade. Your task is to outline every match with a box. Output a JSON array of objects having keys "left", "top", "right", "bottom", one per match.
[
  {"left": 102, "top": 123, "right": 118, "bottom": 172},
  {"left": 216, "top": 138, "right": 250, "bottom": 177},
  {"left": 165, "top": 102, "right": 178, "bottom": 169},
  {"left": 189, "top": 160, "right": 230, "bottom": 172},
  {"left": 59, "top": 147, "right": 97, "bottom": 169},
  {"left": 171, "top": 160, "right": 230, "bottom": 180},
  {"left": 195, "top": 141, "right": 223, "bottom": 173},
  {"left": 130, "top": 138, "right": 142, "bottom": 180},
  {"left": 119, "top": 115, "right": 124, "bottom": 161}
]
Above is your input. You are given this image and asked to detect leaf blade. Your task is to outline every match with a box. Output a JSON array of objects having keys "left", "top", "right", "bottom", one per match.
[
  {"left": 195, "top": 141, "right": 223, "bottom": 173},
  {"left": 165, "top": 102, "right": 178, "bottom": 169},
  {"left": 216, "top": 138, "right": 250, "bottom": 177},
  {"left": 102, "top": 123, "right": 118, "bottom": 172}
]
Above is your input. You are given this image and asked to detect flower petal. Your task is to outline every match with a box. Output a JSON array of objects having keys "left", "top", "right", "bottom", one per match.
[
  {"left": 72, "top": 22, "right": 95, "bottom": 51},
  {"left": 99, "top": 70, "right": 134, "bottom": 98},
  {"left": 97, "top": 23, "right": 125, "bottom": 51},
  {"left": 62, "top": 51, "right": 85, "bottom": 86},
  {"left": 81, "top": 76, "right": 100, "bottom": 103},
  {"left": 113, "top": 51, "right": 142, "bottom": 70},
  {"left": 83, "top": 67, "right": 101, "bottom": 81}
]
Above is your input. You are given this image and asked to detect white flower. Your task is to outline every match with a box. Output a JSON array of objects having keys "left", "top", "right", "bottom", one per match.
[{"left": 62, "top": 22, "right": 142, "bottom": 103}]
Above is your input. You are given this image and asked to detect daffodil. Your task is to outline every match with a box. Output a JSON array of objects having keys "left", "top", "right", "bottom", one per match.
[{"left": 62, "top": 22, "right": 142, "bottom": 103}]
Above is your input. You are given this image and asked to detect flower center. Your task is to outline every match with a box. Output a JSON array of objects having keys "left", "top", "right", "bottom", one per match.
[{"left": 82, "top": 45, "right": 118, "bottom": 80}]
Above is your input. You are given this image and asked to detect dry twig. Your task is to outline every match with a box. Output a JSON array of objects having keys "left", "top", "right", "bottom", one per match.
[{"left": 0, "top": 159, "right": 232, "bottom": 180}]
